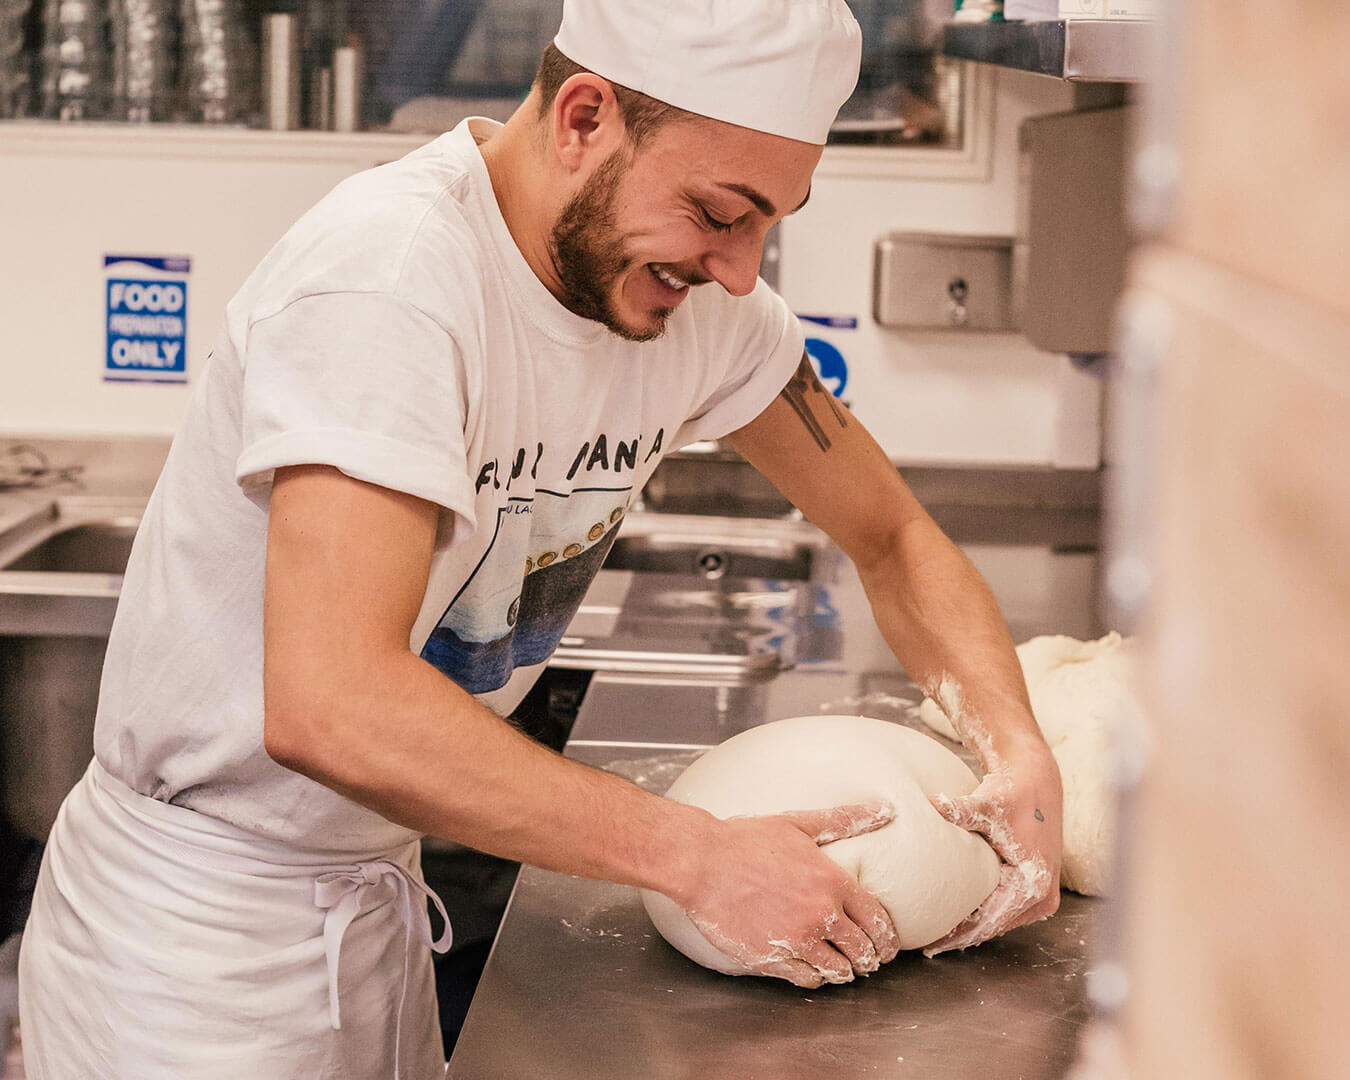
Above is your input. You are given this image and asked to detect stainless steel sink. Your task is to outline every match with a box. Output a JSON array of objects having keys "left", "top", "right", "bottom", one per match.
[
  {"left": 0, "top": 499, "right": 143, "bottom": 638},
  {"left": 3, "top": 520, "right": 139, "bottom": 574},
  {"left": 604, "top": 533, "right": 817, "bottom": 581},
  {"left": 551, "top": 511, "right": 836, "bottom": 679},
  {"left": 605, "top": 511, "right": 832, "bottom": 583},
  {"left": 0, "top": 497, "right": 146, "bottom": 840}
]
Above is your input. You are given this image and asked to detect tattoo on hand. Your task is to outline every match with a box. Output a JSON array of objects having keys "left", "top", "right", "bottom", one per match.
[
  {"left": 780, "top": 351, "right": 847, "bottom": 452},
  {"left": 1034, "top": 808, "right": 1045, "bottom": 822}
]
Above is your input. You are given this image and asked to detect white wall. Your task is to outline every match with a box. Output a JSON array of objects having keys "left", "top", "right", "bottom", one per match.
[
  {"left": 0, "top": 126, "right": 426, "bottom": 437},
  {"left": 780, "top": 67, "right": 1100, "bottom": 467},
  {"left": 0, "top": 68, "right": 1099, "bottom": 467}
]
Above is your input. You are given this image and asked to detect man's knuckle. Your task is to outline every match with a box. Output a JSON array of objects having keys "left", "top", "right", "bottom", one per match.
[{"left": 805, "top": 898, "right": 837, "bottom": 922}]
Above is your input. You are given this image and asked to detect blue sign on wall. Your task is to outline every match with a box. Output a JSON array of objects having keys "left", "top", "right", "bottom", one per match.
[
  {"left": 104, "top": 254, "right": 191, "bottom": 384},
  {"left": 804, "top": 337, "right": 849, "bottom": 399},
  {"left": 797, "top": 313, "right": 856, "bottom": 401}
]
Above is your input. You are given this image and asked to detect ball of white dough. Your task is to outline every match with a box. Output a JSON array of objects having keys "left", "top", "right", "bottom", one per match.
[
  {"left": 640, "top": 715, "right": 1001, "bottom": 976},
  {"left": 917, "top": 632, "right": 1136, "bottom": 896}
]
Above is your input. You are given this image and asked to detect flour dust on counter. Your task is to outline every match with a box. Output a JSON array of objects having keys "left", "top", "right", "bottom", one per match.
[{"left": 641, "top": 715, "right": 1000, "bottom": 976}]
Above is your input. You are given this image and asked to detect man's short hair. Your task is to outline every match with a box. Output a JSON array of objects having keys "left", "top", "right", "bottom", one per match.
[{"left": 534, "top": 43, "right": 688, "bottom": 147}]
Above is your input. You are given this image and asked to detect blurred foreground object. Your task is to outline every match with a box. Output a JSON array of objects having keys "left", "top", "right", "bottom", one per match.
[{"left": 1119, "top": 2, "right": 1350, "bottom": 1077}]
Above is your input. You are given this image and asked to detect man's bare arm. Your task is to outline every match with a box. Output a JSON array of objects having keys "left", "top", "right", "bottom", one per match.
[
  {"left": 728, "top": 355, "right": 1063, "bottom": 948},
  {"left": 261, "top": 463, "right": 900, "bottom": 985}
]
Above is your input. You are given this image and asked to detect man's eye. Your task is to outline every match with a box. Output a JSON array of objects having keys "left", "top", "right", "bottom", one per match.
[{"left": 700, "top": 208, "right": 734, "bottom": 233}]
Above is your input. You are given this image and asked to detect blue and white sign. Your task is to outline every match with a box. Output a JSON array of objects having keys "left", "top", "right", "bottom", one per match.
[
  {"left": 798, "top": 314, "right": 859, "bottom": 332},
  {"left": 797, "top": 314, "right": 857, "bottom": 401},
  {"left": 804, "top": 337, "right": 849, "bottom": 399},
  {"left": 104, "top": 254, "right": 191, "bottom": 384}
]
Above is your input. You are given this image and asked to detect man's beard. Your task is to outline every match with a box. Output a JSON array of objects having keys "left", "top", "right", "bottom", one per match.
[{"left": 548, "top": 148, "right": 673, "bottom": 343}]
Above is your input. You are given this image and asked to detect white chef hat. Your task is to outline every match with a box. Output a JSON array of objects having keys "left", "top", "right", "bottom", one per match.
[{"left": 552, "top": 0, "right": 862, "bottom": 146}]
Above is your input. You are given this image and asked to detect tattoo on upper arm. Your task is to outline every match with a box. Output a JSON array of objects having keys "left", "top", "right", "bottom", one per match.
[{"left": 780, "top": 351, "right": 848, "bottom": 452}]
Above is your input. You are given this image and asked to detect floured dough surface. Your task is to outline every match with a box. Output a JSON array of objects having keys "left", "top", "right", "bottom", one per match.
[
  {"left": 640, "top": 715, "right": 1000, "bottom": 976},
  {"left": 918, "top": 632, "right": 1136, "bottom": 896}
]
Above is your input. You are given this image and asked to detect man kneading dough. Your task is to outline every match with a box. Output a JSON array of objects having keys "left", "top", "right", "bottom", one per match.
[{"left": 19, "top": 2, "right": 1062, "bottom": 1075}]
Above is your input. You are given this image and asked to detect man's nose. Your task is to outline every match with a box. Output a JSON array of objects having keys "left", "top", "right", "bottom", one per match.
[{"left": 704, "top": 230, "right": 767, "bottom": 298}]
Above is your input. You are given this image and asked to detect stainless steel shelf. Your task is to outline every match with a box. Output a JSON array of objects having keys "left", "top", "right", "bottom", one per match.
[{"left": 942, "top": 19, "right": 1155, "bottom": 82}]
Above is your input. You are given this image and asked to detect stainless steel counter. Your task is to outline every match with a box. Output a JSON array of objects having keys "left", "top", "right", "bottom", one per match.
[
  {"left": 449, "top": 510, "right": 1108, "bottom": 1079},
  {"left": 0, "top": 446, "right": 1111, "bottom": 1073},
  {"left": 451, "top": 744, "right": 1099, "bottom": 1080}
]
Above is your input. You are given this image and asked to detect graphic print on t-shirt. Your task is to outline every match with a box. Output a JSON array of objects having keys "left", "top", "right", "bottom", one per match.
[{"left": 420, "top": 487, "right": 631, "bottom": 694}]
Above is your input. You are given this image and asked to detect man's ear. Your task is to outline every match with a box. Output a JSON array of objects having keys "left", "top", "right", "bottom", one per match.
[{"left": 551, "top": 72, "right": 627, "bottom": 173}]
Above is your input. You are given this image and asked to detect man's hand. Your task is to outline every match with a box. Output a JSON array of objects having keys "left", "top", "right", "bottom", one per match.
[
  {"left": 679, "top": 801, "right": 901, "bottom": 988},
  {"left": 923, "top": 746, "right": 1063, "bottom": 956}
]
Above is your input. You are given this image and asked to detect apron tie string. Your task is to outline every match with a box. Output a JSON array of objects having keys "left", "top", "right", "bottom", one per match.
[{"left": 315, "top": 860, "right": 453, "bottom": 1078}]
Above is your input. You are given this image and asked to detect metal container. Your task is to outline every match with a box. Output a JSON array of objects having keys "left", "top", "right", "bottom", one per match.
[
  {"left": 261, "top": 12, "right": 300, "bottom": 130},
  {"left": 0, "top": 0, "right": 33, "bottom": 119},
  {"left": 180, "top": 0, "right": 259, "bottom": 125},
  {"left": 332, "top": 43, "right": 361, "bottom": 132},
  {"left": 40, "top": 0, "right": 109, "bottom": 120},
  {"left": 110, "top": 0, "right": 175, "bottom": 122}
]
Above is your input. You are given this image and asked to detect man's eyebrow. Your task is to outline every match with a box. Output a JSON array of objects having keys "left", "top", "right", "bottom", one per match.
[{"left": 714, "top": 182, "right": 812, "bottom": 218}]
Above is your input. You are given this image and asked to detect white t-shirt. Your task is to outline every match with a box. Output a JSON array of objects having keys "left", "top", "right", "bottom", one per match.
[{"left": 93, "top": 118, "right": 804, "bottom": 849}]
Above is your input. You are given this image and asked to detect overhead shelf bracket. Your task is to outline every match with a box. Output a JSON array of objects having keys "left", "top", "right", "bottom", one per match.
[{"left": 941, "top": 19, "right": 1155, "bottom": 82}]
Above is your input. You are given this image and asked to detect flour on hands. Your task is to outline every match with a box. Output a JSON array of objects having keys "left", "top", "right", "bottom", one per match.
[{"left": 642, "top": 715, "right": 1001, "bottom": 980}]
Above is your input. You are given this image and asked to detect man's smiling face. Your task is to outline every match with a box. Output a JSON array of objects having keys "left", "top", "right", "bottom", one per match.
[{"left": 547, "top": 116, "right": 820, "bottom": 342}]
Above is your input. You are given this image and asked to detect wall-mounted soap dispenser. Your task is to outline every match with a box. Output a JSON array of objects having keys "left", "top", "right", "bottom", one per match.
[{"left": 872, "top": 232, "right": 1014, "bottom": 331}]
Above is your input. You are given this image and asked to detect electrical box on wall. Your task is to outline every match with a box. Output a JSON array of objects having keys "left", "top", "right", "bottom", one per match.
[{"left": 872, "top": 232, "right": 1014, "bottom": 331}]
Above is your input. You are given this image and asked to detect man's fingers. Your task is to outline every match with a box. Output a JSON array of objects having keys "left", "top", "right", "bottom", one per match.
[
  {"left": 761, "top": 956, "right": 841, "bottom": 989},
  {"left": 824, "top": 918, "right": 882, "bottom": 975},
  {"left": 937, "top": 889, "right": 1055, "bottom": 955},
  {"left": 926, "top": 871, "right": 1024, "bottom": 956},
  {"left": 924, "top": 907, "right": 1002, "bottom": 957},
  {"left": 922, "top": 866, "right": 1039, "bottom": 957},
  {"left": 840, "top": 879, "right": 900, "bottom": 964},
  {"left": 1030, "top": 888, "right": 1061, "bottom": 923},
  {"left": 930, "top": 792, "right": 992, "bottom": 835},
  {"left": 796, "top": 941, "right": 855, "bottom": 985},
  {"left": 781, "top": 800, "right": 895, "bottom": 845},
  {"left": 930, "top": 792, "right": 960, "bottom": 824},
  {"left": 923, "top": 907, "right": 983, "bottom": 958},
  {"left": 931, "top": 791, "right": 1026, "bottom": 866},
  {"left": 692, "top": 803, "right": 902, "bottom": 988},
  {"left": 923, "top": 892, "right": 1016, "bottom": 957}
]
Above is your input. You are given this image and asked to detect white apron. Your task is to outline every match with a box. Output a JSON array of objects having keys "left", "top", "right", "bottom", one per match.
[{"left": 18, "top": 760, "right": 452, "bottom": 1079}]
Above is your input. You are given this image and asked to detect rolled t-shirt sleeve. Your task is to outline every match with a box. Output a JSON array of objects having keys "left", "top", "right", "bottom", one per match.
[
  {"left": 672, "top": 279, "right": 807, "bottom": 449},
  {"left": 235, "top": 291, "right": 477, "bottom": 531}
]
